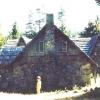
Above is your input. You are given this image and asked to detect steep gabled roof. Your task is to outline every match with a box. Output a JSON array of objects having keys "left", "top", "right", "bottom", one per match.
[
  {"left": 22, "top": 25, "right": 48, "bottom": 50},
  {"left": 17, "top": 36, "right": 32, "bottom": 46},
  {"left": 71, "top": 35, "right": 98, "bottom": 56},
  {"left": 3, "top": 36, "right": 31, "bottom": 47},
  {"left": 0, "top": 36, "right": 31, "bottom": 65},
  {"left": 3, "top": 14, "right": 96, "bottom": 68},
  {"left": 4, "top": 39, "right": 19, "bottom": 47},
  {"left": 10, "top": 24, "right": 97, "bottom": 67},
  {"left": 0, "top": 47, "right": 24, "bottom": 65}
]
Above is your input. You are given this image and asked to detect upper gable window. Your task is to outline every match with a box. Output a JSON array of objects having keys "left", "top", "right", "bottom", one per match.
[
  {"left": 39, "top": 41, "right": 44, "bottom": 52},
  {"left": 62, "top": 41, "right": 67, "bottom": 52}
]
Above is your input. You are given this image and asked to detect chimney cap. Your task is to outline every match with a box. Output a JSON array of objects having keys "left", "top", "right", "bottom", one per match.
[{"left": 46, "top": 14, "right": 54, "bottom": 25}]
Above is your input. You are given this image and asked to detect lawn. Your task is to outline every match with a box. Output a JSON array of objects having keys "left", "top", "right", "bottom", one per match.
[{"left": 0, "top": 87, "right": 100, "bottom": 100}]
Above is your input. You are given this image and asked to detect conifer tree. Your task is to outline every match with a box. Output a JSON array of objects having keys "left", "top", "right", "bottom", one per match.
[
  {"left": 9, "top": 22, "right": 20, "bottom": 39},
  {"left": 58, "top": 8, "right": 71, "bottom": 37},
  {"left": 80, "top": 17, "right": 100, "bottom": 37},
  {"left": 95, "top": 0, "right": 100, "bottom": 5},
  {"left": 24, "top": 11, "right": 36, "bottom": 39}
]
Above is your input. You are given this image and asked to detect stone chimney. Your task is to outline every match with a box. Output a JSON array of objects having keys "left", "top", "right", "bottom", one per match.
[{"left": 46, "top": 14, "right": 54, "bottom": 25}]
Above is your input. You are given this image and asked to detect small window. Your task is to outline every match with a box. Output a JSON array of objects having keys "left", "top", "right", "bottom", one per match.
[
  {"left": 62, "top": 41, "right": 67, "bottom": 52},
  {"left": 39, "top": 41, "right": 44, "bottom": 52}
]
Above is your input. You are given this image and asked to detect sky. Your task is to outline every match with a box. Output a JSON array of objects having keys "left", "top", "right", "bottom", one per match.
[{"left": 0, "top": 0, "right": 100, "bottom": 36}]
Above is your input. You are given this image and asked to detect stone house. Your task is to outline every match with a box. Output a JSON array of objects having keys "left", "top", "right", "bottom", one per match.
[
  {"left": 4, "top": 36, "right": 31, "bottom": 47},
  {"left": 0, "top": 36, "right": 31, "bottom": 67},
  {"left": 90, "top": 35, "right": 100, "bottom": 73},
  {"left": 0, "top": 14, "right": 97, "bottom": 93},
  {"left": 72, "top": 35, "right": 100, "bottom": 73},
  {"left": 17, "top": 36, "right": 31, "bottom": 46}
]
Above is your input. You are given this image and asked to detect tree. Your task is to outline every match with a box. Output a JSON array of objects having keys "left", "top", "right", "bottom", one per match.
[
  {"left": 58, "top": 8, "right": 71, "bottom": 37},
  {"left": 9, "top": 22, "right": 20, "bottom": 39},
  {"left": 24, "top": 11, "right": 36, "bottom": 39},
  {"left": 24, "top": 9, "right": 45, "bottom": 39},
  {"left": 0, "top": 34, "right": 5, "bottom": 47},
  {"left": 80, "top": 17, "right": 100, "bottom": 37},
  {"left": 95, "top": 0, "right": 100, "bottom": 5},
  {"left": 58, "top": 9, "right": 66, "bottom": 32},
  {"left": 95, "top": 16, "right": 100, "bottom": 32},
  {"left": 35, "top": 8, "right": 45, "bottom": 32}
]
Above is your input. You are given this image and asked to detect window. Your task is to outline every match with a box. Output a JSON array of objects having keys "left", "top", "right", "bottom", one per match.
[
  {"left": 62, "top": 41, "right": 67, "bottom": 52},
  {"left": 39, "top": 41, "right": 44, "bottom": 52}
]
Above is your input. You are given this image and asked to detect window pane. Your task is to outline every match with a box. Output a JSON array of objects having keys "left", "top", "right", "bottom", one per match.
[
  {"left": 39, "top": 42, "right": 44, "bottom": 52},
  {"left": 62, "top": 41, "right": 67, "bottom": 52}
]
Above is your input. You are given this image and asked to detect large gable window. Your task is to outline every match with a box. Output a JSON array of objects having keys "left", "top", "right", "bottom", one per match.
[
  {"left": 62, "top": 41, "right": 67, "bottom": 52},
  {"left": 39, "top": 41, "right": 44, "bottom": 52},
  {"left": 57, "top": 40, "right": 67, "bottom": 52}
]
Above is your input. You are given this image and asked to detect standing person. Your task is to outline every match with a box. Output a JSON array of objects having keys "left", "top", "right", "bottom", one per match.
[{"left": 36, "top": 75, "right": 42, "bottom": 94}]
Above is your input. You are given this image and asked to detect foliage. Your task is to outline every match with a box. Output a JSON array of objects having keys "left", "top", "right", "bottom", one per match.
[
  {"left": 24, "top": 9, "right": 45, "bottom": 39},
  {"left": 35, "top": 8, "right": 45, "bottom": 32},
  {"left": 24, "top": 11, "right": 36, "bottom": 39},
  {"left": 95, "top": 16, "right": 100, "bottom": 32},
  {"left": 80, "top": 17, "right": 100, "bottom": 37},
  {"left": 8, "top": 22, "right": 20, "bottom": 39},
  {"left": 0, "top": 34, "right": 5, "bottom": 47},
  {"left": 73, "top": 87, "right": 100, "bottom": 100},
  {"left": 58, "top": 9, "right": 65, "bottom": 32},
  {"left": 95, "top": 0, "right": 100, "bottom": 5},
  {"left": 58, "top": 8, "right": 71, "bottom": 37}
]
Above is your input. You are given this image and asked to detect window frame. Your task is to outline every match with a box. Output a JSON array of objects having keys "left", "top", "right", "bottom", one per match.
[
  {"left": 39, "top": 41, "right": 44, "bottom": 53},
  {"left": 61, "top": 40, "right": 67, "bottom": 52}
]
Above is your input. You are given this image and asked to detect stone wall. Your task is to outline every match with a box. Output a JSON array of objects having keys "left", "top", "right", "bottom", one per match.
[
  {"left": 0, "top": 25, "right": 96, "bottom": 93},
  {"left": 0, "top": 45, "right": 94, "bottom": 93},
  {"left": 91, "top": 36, "right": 100, "bottom": 73}
]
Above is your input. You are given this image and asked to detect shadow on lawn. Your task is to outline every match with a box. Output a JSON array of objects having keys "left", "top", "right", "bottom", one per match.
[{"left": 56, "top": 87, "right": 100, "bottom": 100}]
